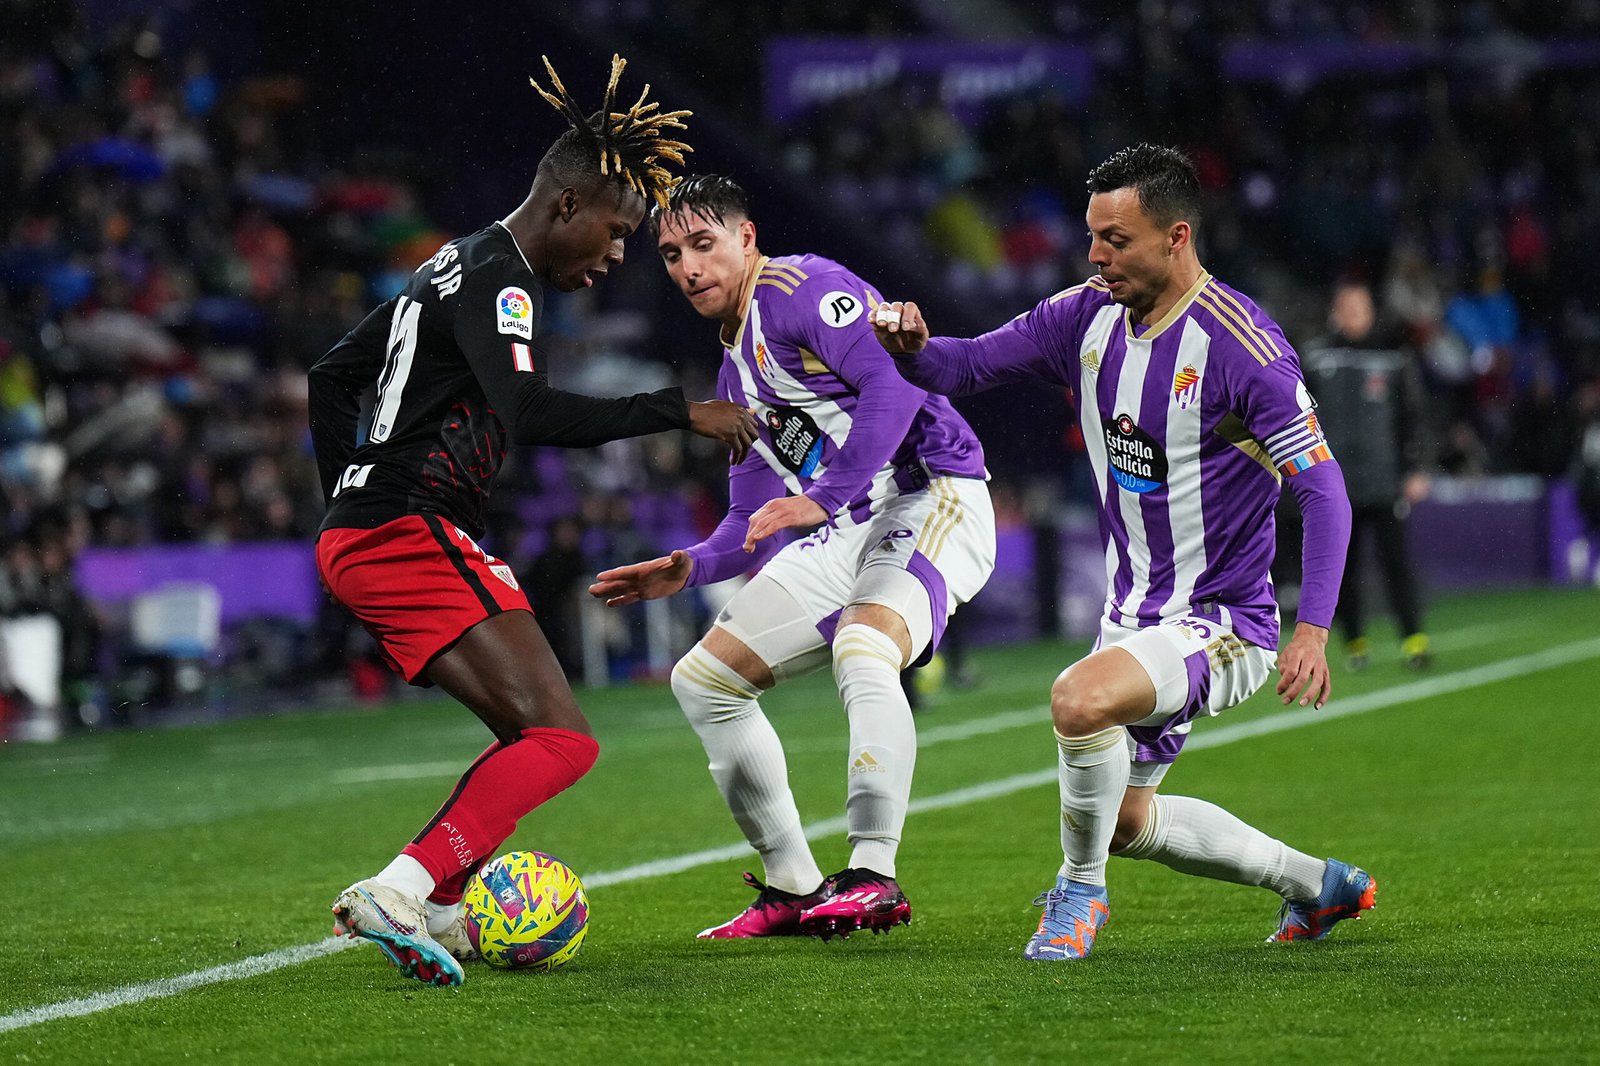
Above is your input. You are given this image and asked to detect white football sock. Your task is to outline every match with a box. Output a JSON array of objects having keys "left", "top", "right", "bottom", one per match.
[
  {"left": 1117, "top": 794, "right": 1326, "bottom": 900},
  {"left": 672, "top": 644, "right": 823, "bottom": 896},
  {"left": 371, "top": 853, "right": 435, "bottom": 900},
  {"left": 832, "top": 623, "right": 916, "bottom": 877},
  {"left": 424, "top": 899, "right": 462, "bottom": 935},
  {"left": 1056, "top": 726, "right": 1129, "bottom": 886}
]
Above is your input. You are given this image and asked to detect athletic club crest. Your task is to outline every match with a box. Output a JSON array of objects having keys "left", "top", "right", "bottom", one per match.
[{"left": 1172, "top": 363, "right": 1200, "bottom": 409}]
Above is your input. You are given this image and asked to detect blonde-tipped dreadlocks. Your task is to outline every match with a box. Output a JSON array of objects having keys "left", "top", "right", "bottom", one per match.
[{"left": 529, "top": 54, "right": 692, "bottom": 210}]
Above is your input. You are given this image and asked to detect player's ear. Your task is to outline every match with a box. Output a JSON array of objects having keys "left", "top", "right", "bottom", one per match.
[
  {"left": 740, "top": 219, "right": 757, "bottom": 251},
  {"left": 1168, "top": 220, "right": 1191, "bottom": 256},
  {"left": 558, "top": 187, "right": 580, "bottom": 223}
]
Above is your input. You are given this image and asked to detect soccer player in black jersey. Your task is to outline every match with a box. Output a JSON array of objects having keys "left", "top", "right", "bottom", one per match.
[{"left": 312, "top": 56, "right": 757, "bottom": 987}]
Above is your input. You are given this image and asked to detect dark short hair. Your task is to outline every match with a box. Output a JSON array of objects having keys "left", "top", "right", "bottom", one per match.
[
  {"left": 1086, "top": 144, "right": 1201, "bottom": 230},
  {"left": 648, "top": 173, "right": 750, "bottom": 235}
]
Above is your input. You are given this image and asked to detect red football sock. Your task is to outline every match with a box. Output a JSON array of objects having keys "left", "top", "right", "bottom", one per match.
[{"left": 404, "top": 726, "right": 599, "bottom": 901}]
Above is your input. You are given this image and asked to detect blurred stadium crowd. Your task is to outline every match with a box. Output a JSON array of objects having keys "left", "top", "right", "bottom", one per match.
[{"left": 3, "top": 0, "right": 1600, "bottom": 725}]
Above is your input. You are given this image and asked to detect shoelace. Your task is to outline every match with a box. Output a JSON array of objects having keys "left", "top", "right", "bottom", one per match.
[
  {"left": 741, "top": 871, "right": 825, "bottom": 909},
  {"left": 1274, "top": 898, "right": 1313, "bottom": 935}
]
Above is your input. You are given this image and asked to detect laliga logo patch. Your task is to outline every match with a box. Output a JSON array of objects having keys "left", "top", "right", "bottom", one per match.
[
  {"left": 819, "top": 290, "right": 863, "bottom": 328},
  {"left": 497, "top": 286, "right": 533, "bottom": 338}
]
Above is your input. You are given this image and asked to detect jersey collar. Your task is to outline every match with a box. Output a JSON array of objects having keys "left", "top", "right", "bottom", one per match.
[
  {"left": 1125, "top": 270, "right": 1212, "bottom": 343},
  {"left": 718, "top": 255, "right": 768, "bottom": 350}
]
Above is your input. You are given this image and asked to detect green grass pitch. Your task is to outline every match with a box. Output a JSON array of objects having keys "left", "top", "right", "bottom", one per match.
[{"left": 1, "top": 586, "right": 1596, "bottom": 1064}]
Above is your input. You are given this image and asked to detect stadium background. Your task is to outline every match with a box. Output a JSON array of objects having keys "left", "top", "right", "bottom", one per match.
[{"left": 2, "top": 0, "right": 1599, "bottom": 727}]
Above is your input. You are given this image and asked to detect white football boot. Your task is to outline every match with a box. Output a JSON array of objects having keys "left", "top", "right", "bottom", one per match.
[{"left": 330, "top": 879, "right": 465, "bottom": 987}]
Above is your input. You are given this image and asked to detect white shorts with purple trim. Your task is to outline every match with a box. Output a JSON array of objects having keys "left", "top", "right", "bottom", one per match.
[
  {"left": 755, "top": 476, "right": 995, "bottom": 666},
  {"left": 1097, "top": 615, "right": 1276, "bottom": 787}
]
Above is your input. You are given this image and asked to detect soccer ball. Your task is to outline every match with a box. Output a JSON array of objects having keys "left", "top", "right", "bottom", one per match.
[{"left": 463, "top": 851, "right": 589, "bottom": 971}]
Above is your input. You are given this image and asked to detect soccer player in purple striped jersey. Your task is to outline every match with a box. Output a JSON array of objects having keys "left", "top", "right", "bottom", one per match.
[
  {"left": 871, "top": 145, "right": 1378, "bottom": 959},
  {"left": 591, "top": 175, "right": 996, "bottom": 940}
]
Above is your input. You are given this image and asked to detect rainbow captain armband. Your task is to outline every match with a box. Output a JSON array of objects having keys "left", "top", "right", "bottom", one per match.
[{"left": 1278, "top": 443, "right": 1333, "bottom": 476}]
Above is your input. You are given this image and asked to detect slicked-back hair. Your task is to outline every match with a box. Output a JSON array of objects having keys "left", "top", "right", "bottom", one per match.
[
  {"left": 648, "top": 173, "right": 751, "bottom": 236},
  {"left": 1086, "top": 144, "right": 1202, "bottom": 230},
  {"left": 530, "top": 53, "right": 692, "bottom": 210}
]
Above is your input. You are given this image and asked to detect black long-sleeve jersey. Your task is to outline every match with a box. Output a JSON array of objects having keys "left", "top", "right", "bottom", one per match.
[{"left": 309, "top": 222, "right": 690, "bottom": 538}]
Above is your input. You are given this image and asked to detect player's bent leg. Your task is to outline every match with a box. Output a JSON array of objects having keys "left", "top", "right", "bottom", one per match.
[
  {"left": 834, "top": 602, "right": 915, "bottom": 881},
  {"left": 798, "top": 593, "right": 920, "bottom": 939},
  {"left": 1116, "top": 793, "right": 1328, "bottom": 903},
  {"left": 673, "top": 632, "right": 823, "bottom": 904},
  {"left": 677, "top": 575, "right": 833, "bottom": 934},
  {"left": 426, "top": 609, "right": 590, "bottom": 741},
  {"left": 1018, "top": 645, "right": 1155, "bottom": 960},
  {"left": 330, "top": 613, "right": 598, "bottom": 985},
  {"left": 1049, "top": 648, "right": 1152, "bottom": 884}
]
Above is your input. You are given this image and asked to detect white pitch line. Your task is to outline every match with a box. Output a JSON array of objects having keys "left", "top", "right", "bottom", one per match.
[
  {"left": 5, "top": 635, "right": 1597, "bottom": 1035},
  {"left": 0, "top": 938, "right": 358, "bottom": 1035}
]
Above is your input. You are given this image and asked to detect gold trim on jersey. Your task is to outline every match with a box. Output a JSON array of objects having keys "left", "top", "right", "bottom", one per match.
[
  {"left": 1207, "top": 283, "right": 1286, "bottom": 360},
  {"left": 762, "top": 261, "right": 809, "bottom": 284},
  {"left": 754, "top": 277, "right": 795, "bottom": 295},
  {"left": 1049, "top": 276, "right": 1112, "bottom": 304},
  {"left": 1123, "top": 271, "right": 1211, "bottom": 343},
  {"left": 1195, "top": 285, "right": 1283, "bottom": 367},
  {"left": 1195, "top": 292, "right": 1271, "bottom": 367},
  {"left": 719, "top": 255, "right": 768, "bottom": 350},
  {"left": 1213, "top": 413, "right": 1281, "bottom": 482},
  {"left": 799, "top": 346, "right": 830, "bottom": 375},
  {"left": 916, "top": 478, "right": 964, "bottom": 562}
]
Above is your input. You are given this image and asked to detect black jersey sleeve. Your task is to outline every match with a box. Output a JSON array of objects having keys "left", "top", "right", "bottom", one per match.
[
  {"left": 452, "top": 257, "right": 690, "bottom": 447},
  {"left": 308, "top": 296, "right": 395, "bottom": 500}
]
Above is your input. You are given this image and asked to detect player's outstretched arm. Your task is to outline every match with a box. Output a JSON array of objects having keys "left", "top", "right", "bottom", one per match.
[
  {"left": 1276, "top": 621, "right": 1332, "bottom": 709},
  {"left": 870, "top": 301, "right": 930, "bottom": 356},
  {"left": 687, "top": 401, "right": 759, "bottom": 464},
  {"left": 589, "top": 551, "right": 693, "bottom": 608}
]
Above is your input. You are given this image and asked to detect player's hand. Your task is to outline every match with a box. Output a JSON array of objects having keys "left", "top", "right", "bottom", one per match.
[
  {"left": 1276, "top": 622, "right": 1332, "bottom": 709},
  {"left": 743, "top": 495, "right": 828, "bottom": 552},
  {"left": 870, "top": 300, "right": 930, "bottom": 356},
  {"left": 688, "top": 401, "right": 759, "bottom": 464},
  {"left": 588, "top": 550, "right": 692, "bottom": 608}
]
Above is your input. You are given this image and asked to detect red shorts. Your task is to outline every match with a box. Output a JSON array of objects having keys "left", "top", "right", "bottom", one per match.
[{"left": 317, "top": 514, "right": 532, "bottom": 684}]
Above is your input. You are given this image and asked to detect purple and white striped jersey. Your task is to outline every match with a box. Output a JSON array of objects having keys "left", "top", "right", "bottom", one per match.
[
  {"left": 906, "top": 272, "right": 1345, "bottom": 650},
  {"left": 681, "top": 254, "right": 986, "bottom": 588}
]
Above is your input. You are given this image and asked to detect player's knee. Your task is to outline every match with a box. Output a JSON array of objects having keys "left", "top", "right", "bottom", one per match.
[
  {"left": 671, "top": 645, "right": 759, "bottom": 727},
  {"left": 830, "top": 622, "right": 907, "bottom": 682},
  {"left": 486, "top": 687, "right": 589, "bottom": 738},
  {"left": 1050, "top": 670, "right": 1117, "bottom": 736}
]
